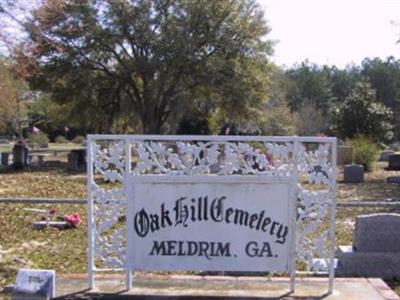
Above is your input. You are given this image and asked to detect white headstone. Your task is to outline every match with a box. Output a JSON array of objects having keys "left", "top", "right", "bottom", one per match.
[{"left": 13, "top": 269, "right": 55, "bottom": 300}]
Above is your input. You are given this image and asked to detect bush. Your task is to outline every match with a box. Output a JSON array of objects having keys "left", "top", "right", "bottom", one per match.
[
  {"left": 177, "top": 117, "right": 211, "bottom": 135},
  {"left": 55, "top": 135, "right": 69, "bottom": 143},
  {"left": 347, "top": 135, "right": 380, "bottom": 171},
  {"left": 262, "top": 101, "right": 297, "bottom": 136},
  {"left": 71, "top": 135, "right": 85, "bottom": 144},
  {"left": 27, "top": 132, "right": 49, "bottom": 148},
  {"left": 332, "top": 81, "right": 393, "bottom": 143}
]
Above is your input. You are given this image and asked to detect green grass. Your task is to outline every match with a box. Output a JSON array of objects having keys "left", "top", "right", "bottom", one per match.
[
  {"left": 0, "top": 142, "right": 83, "bottom": 153},
  {"left": 0, "top": 144, "right": 12, "bottom": 153},
  {"left": 46, "top": 143, "right": 84, "bottom": 150}
]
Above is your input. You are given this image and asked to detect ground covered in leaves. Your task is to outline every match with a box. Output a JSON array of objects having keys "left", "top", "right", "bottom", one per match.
[
  {"left": 0, "top": 160, "right": 87, "bottom": 288},
  {"left": 337, "top": 162, "right": 400, "bottom": 201},
  {"left": 0, "top": 159, "right": 399, "bottom": 295}
]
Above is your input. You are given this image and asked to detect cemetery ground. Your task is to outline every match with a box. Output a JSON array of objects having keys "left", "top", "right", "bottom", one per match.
[{"left": 0, "top": 157, "right": 400, "bottom": 296}]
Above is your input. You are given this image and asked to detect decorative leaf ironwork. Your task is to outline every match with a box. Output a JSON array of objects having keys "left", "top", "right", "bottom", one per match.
[{"left": 89, "top": 137, "right": 335, "bottom": 273}]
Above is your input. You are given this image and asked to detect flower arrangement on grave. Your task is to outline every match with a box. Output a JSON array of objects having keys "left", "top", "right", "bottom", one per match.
[
  {"left": 63, "top": 213, "right": 81, "bottom": 227},
  {"left": 37, "top": 208, "right": 81, "bottom": 229}
]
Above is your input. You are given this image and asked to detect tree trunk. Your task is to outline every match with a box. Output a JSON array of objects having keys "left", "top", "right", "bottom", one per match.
[{"left": 141, "top": 114, "right": 162, "bottom": 134}]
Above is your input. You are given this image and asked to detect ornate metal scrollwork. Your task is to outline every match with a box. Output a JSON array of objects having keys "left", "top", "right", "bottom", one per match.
[{"left": 89, "top": 137, "right": 336, "bottom": 273}]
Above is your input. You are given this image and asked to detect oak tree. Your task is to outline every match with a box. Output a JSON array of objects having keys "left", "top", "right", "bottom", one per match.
[{"left": 9, "top": 0, "right": 273, "bottom": 133}]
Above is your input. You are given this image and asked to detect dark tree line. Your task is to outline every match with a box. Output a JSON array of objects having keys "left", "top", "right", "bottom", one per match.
[{"left": 283, "top": 57, "right": 400, "bottom": 142}]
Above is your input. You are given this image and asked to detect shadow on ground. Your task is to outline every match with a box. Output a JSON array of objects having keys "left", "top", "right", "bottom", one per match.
[{"left": 54, "top": 291, "right": 330, "bottom": 300}]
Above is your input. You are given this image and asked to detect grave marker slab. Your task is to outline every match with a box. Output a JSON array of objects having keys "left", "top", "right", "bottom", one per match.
[
  {"left": 353, "top": 213, "right": 400, "bottom": 252},
  {"left": 337, "top": 213, "right": 400, "bottom": 278},
  {"left": 67, "top": 152, "right": 79, "bottom": 171},
  {"left": 387, "top": 154, "right": 400, "bottom": 170},
  {"left": 343, "top": 164, "right": 364, "bottom": 183},
  {"left": 13, "top": 143, "right": 28, "bottom": 170},
  {"left": 379, "top": 150, "right": 395, "bottom": 161},
  {"left": 12, "top": 269, "right": 55, "bottom": 300},
  {"left": 387, "top": 176, "right": 400, "bottom": 184},
  {"left": 1, "top": 152, "right": 9, "bottom": 166}
]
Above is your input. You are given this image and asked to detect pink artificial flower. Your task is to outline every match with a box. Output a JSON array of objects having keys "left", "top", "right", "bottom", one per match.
[{"left": 64, "top": 213, "right": 81, "bottom": 227}]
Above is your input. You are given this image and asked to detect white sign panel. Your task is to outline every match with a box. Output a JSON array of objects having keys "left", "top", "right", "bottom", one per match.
[{"left": 127, "top": 176, "right": 295, "bottom": 272}]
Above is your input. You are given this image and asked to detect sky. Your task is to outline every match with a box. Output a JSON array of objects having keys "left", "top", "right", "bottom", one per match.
[{"left": 258, "top": 0, "right": 400, "bottom": 68}]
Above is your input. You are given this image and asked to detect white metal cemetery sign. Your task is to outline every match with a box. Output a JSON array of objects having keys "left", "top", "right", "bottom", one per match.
[
  {"left": 127, "top": 176, "right": 296, "bottom": 272},
  {"left": 87, "top": 135, "right": 337, "bottom": 292}
]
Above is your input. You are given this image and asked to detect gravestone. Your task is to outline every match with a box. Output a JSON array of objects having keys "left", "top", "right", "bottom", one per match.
[
  {"left": 72, "top": 149, "right": 86, "bottom": 166},
  {"left": 387, "top": 154, "right": 400, "bottom": 170},
  {"left": 1, "top": 152, "right": 10, "bottom": 166},
  {"left": 379, "top": 150, "right": 395, "bottom": 161},
  {"left": 67, "top": 152, "right": 79, "bottom": 171},
  {"left": 336, "top": 213, "right": 400, "bottom": 278},
  {"left": 68, "top": 149, "right": 86, "bottom": 171},
  {"left": 337, "top": 146, "right": 353, "bottom": 165},
  {"left": 13, "top": 142, "right": 29, "bottom": 170},
  {"left": 12, "top": 269, "right": 55, "bottom": 300},
  {"left": 353, "top": 214, "right": 400, "bottom": 252},
  {"left": 387, "top": 176, "right": 400, "bottom": 184},
  {"left": 343, "top": 164, "right": 364, "bottom": 183}
]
